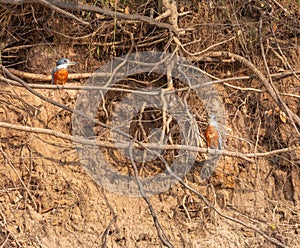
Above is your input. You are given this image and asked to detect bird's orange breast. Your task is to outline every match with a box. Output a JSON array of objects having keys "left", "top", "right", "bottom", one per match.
[
  {"left": 205, "top": 125, "right": 220, "bottom": 149},
  {"left": 53, "top": 68, "right": 69, "bottom": 85}
]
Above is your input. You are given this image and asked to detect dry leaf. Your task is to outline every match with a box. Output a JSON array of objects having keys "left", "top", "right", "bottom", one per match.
[
  {"left": 124, "top": 6, "right": 130, "bottom": 14},
  {"left": 279, "top": 111, "right": 287, "bottom": 123}
]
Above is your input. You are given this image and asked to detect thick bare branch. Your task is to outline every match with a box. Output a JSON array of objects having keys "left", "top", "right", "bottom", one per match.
[{"left": 0, "top": 0, "right": 177, "bottom": 33}]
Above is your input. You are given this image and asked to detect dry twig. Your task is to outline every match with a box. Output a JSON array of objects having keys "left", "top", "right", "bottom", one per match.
[
  {"left": 0, "top": 0, "right": 89, "bottom": 25},
  {"left": 164, "top": 164, "right": 289, "bottom": 248},
  {"left": 0, "top": 0, "right": 177, "bottom": 33},
  {"left": 128, "top": 141, "right": 174, "bottom": 248},
  {"left": 208, "top": 51, "right": 300, "bottom": 129},
  {"left": 1, "top": 121, "right": 299, "bottom": 162},
  {"left": 0, "top": 144, "right": 38, "bottom": 211}
]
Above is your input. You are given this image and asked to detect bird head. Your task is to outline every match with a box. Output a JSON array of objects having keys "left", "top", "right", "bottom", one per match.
[
  {"left": 208, "top": 114, "right": 218, "bottom": 126},
  {"left": 55, "top": 58, "right": 76, "bottom": 69}
]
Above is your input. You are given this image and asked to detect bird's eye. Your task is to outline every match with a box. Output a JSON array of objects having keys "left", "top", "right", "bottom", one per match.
[{"left": 64, "top": 60, "right": 67, "bottom": 63}]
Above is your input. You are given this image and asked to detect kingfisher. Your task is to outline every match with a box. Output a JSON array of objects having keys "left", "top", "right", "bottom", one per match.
[
  {"left": 205, "top": 114, "right": 222, "bottom": 150},
  {"left": 51, "top": 58, "right": 76, "bottom": 85}
]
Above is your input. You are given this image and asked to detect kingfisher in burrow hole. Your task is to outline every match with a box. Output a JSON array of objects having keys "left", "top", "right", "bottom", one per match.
[
  {"left": 51, "top": 58, "right": 76, "bottom": 85},
  {"left": 205, "top": 114, "right": 222, "bottom": 150}
]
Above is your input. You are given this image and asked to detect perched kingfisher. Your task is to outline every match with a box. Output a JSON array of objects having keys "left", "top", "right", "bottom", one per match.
[
  {"left": 51, "top": 58, "right": 76, "bottom": 85},
  {"left": 205, "top": 114, "right": 222, "bottom": 149}
]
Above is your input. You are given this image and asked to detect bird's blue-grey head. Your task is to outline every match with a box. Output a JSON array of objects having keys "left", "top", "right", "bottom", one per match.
[
  {"left": 208, "top": 114, "right": 218, "bottom": 127},
  {"left": 55, "top": 58, "right": 76, "bottom": 68}
]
